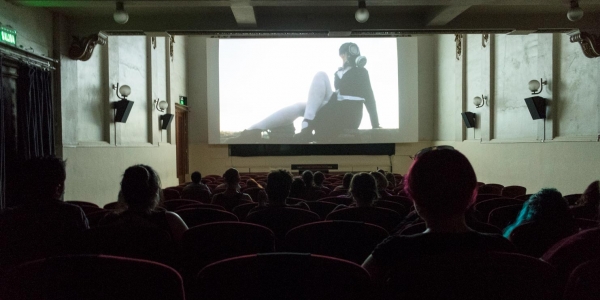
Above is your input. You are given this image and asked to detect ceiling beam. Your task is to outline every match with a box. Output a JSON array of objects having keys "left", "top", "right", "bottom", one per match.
[
  {"left": 11, "top": 0, "right": 600, "bottom": 8},
  {"left": 426, "top": 5, "right": 472, "bottom": 26}
]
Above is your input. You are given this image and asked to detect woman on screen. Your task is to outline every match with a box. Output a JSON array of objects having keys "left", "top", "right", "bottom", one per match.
[{"left": 230, "top": 42, "right": 381, "bottom": 143}]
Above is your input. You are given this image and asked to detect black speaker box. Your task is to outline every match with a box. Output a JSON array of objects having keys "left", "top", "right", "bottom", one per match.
[
  {"left": 524, "top": 96, "right": 546, "bottom": 119},
  {"left": 114, "top": 99, "right": 134, "bottom": 123},
  {"left": 160, "top": 114, "right": 174, "bottom": 130},
  {"left": 461, "top": 112, "right": 476, "bottom": 128}
]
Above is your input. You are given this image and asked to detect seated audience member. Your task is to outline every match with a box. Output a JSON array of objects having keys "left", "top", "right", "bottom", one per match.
[
  {"left": 333, "top": 172, "right": 378, "bottom": 211},
  {"left": 371, "top": 171, "right": 392, "bottom": 198},
  {"left": 211, "top": 168, "right": 253, "bottom": 211},
  {"left": 245, "top": 178, "right": 264, "bottom": 189},
  {"left": 0, "top": 156, "right": 89, "bottom": 268},
  {"left": 571, "top": 180, "right": 600, "bottom": 220},
  {"left": 246, "top": 170, "right": 314, "bottom": 241},
  {"left": 248, "top": 170, "right": 310, "bottom": 215},
  {"left": 385, "top": 172, "right": 396, "bottom": 189},
  {"left": 313, "top": 171, "right": 330, "bottom": 192},
  {"left": 180, "top": 171, "right": 211, "bottom": 200},
  {"left": 503, "top": 188, "right": 577, "bottom": 257},
  {"left": 542, "top": 220, "right": 600, "bottom": 283},
  {"left": 289, "top": 178, "right": 306, "bottom": 199},
  {"left": 299, "top": 170, "right": 323, "bottom": 200},
  {"left": 333, "top": 173, "right": 353, "bottom": 192},
  {"left": 362, "top": 146, "right": 514, "bottom": 283},
  {"left": 99, "top": 165, "right": 188, "bottom": 242}
]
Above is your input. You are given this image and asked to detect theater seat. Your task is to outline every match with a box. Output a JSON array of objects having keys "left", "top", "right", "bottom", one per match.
[
  {"left": 0, "top": 255, "right": 185, "bottom": 300},
  {"left": 326, "top": 206, "right": 403, "bottom": 233},
  {"left": 194, "top": 253, "right": 371, "bottom": 300},
  {"left": 383, "top": 252, "right": 558, "bottom": 300},
  {"left": 174, "top": 208, "right": 238, "bottom": 227},
  {"left": 284, "top": 220, "right": 388, "bottom": 264},
  {"left": 564, "top": 259, "right": 600, "bottom": 300}
]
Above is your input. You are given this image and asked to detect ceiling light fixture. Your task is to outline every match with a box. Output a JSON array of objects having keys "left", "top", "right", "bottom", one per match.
[
  {"left": 113, "top": 1, "right": 129, "bottom": 24},
  {"left": 567, "top": 0, "right": 583, "bottom": 22},
  {"left": 355, "top": 1, "right": 369, "bottom": 23}
]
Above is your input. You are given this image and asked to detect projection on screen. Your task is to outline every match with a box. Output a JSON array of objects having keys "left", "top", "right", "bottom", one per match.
[{"left": 217, "top": 38, "right": 401, "bottom": 144}]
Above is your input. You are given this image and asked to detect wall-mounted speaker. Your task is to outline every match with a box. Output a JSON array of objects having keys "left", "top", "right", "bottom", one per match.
[
  {"left": 524, "top": 96, "right": 546, "bottom": 120},
  {"left": 461, "top": 112, "right": 476, "bottom": 128},
  {"left": 160, "top": 113, "right": 174, "bottom": 130},
  {"left": 113, "top": 99, "right": 134, "bottom": 123}
]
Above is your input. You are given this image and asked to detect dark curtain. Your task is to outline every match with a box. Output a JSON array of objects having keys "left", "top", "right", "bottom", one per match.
[
  {"left": 16, "top": 64, "right": 54, "bottom": 160},
  {"left": 0, "top": 55, "right": 5, "bottom": 210}
]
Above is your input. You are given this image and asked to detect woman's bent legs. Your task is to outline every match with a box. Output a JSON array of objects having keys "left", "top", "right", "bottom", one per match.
[{"left": 247, "top": 72, "right": 333, "bottom": 131}]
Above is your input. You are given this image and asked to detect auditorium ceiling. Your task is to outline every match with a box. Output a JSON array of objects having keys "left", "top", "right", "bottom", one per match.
[{"left": 9, "top": 0, "right": 600, "bottom": 36}]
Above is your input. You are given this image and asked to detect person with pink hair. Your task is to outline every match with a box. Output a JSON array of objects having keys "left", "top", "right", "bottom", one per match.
[{"left": 362, "top": 146, "right": 514, "bottom": 285}]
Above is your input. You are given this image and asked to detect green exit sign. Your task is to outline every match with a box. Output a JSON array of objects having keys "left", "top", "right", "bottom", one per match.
[
  {"left": 179, "top": 96, "right": 187, "bottom": 105},
  {"left": 0, "top": 25, "right": 16, "bottom": 46}
]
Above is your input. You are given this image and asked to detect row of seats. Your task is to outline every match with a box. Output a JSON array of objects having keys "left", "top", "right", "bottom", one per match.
[{"left": 4, "top": 251, "right": 599, "bottom": 300}]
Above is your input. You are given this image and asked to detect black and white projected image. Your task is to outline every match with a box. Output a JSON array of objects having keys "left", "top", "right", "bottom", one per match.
[{"left": 218, "top": 38, "right": 400, "bottom": 144}]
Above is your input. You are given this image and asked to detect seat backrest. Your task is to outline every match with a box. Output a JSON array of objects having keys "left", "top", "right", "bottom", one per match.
[
  {"left": 181, "top": 222, "right": 275, "bottom": 280},
  {"left": 162, "top": 188, "right": 181, "bottom": 201},
  {"left": 384, "top": 252, "right": 558, "bottom": 300},
  {"left": 501, "top": 185, "right": 527, "bottom": 198},
  {"left": 103, "top": 201, "right": 121, "bottom": 210},
  {"left": 475, "top": 193, "right": 503, "bottom": 203},
  {"left": 374, "top": 200, "right": 409, "bottom": 216},
  {"left": 564, "top": 194, "right": 583, "bottom": 206},
  {"left": 195, "top": 253, "right": 372, "bottom": 300},
  {"left": 162, "top": 199, "right": 202, "bottom": 211},
  {"left": 399, "top": 222, "right": 426, "bottom": 236},
  {"left": 515, "top": 194, "right": 533, "bottom": 201},
  {"left": 478, "top": 184, "right": 504, "bottom": 195},
  {"left": 564, "top": 259, "right": 600, "bottom": 300},
  {"left": 0, "top": 255, "right": 185, "bottom": 300},
  {"left": 381, "top": 195, "right": 413, "bottom": 209},
  {"left": 474, "top": 198, "right": 524, "bottom": 222},
  {"left": 284, "top": 220, "right": 388, "bottom": 264},
  {"left": 181, "top": 188, "right": 212, "bottom": 203},
  {"left": 510, "top": 221, "right": 579, "bottom": 257},
  {"left": 328, "top": 189, "right": 349, "bottom": 197},
  {"left": 574, "top": 218, "right": 599, "bottom": 231},
  {"left": 487, "top": 204, "right": 523, "bottom": 229},
  {"left": 75, "top": 225, "right": 176, "bottom": 266},
  {"left": 245, "top": 207, "right": 320, "bottom": 241},
  {"left": 318, "top": 196, "right": 353, "bottom": 205},
  {"left": 570, "top": 206, "right": 598, "bottom": 220},
  {"left": 174, "top": 208, "right": 238, "bottom": 227},
  {"left": 176, "top": 202, "right": 226, "bottom": 211},
  {"left": 232, "top": 202, "right": 259, "bottom": 220},
  {"left": 85, "top": 209, "right": 111, "bottom": 228},
  {"left": 66, "top": 201, "right": 99, "bottom": 208},
  {"left": 304, "top": 201, "right": 338, "bottom": 220},
  {"left": 326, "top": 207, "right": 402, "bottom": 233}
]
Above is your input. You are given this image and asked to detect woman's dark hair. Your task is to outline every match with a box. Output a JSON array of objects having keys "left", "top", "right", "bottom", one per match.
[
  {"left": 342, "top": 173, "right": 353, "bottom": 189},
  {"left": 404, "top": 148, "right": 477, "bottom": 217},
  {"left": 370, "top": 171, "right": 388, "bottom": 190},
  {"left": 339, "top": 42, "right": 360, "bottom": 67},
  {"left": 289, "top": 178, "right": 305, "bottom": 198},
  {"left": 503, "top": 188, "right": 572, "bottom": 238},
  {"left": 120, "top": 164, "right": 161, "bottom": 210},
  {"left": 302, "top": 170, "right": 314, "bottom": 187},
  {"left": 313, "top": 171, "right": 325, "bottom": 186},
  {"left": 576, "top": 180, "right": 600, "bottom": 207},
  {"left": 223, "top": 168, "right": 240, "bottom": 185},
  {"left": 349, "top": 173, "right": 378, "bottom": 205}
]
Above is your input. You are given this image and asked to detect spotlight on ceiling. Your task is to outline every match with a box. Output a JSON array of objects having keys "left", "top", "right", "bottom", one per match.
[
  {"left": 113, "top": 1, "right": 129, "bottom": 24},
  {"left": 355, "top": 1, "right": 369, "bottom": 23},
  {"left": 567, "top": 0, "right": 584, "bottom": 22}
]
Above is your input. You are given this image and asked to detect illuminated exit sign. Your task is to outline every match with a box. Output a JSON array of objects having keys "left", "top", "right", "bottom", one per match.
[{"left": 0, "top": 25, "right": 16, "bottom": 46}]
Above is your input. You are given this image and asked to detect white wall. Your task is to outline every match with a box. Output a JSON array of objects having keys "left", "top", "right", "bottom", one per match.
[
  {"left": 433, "top": 33, "right": 600, "bottom": 195},
  {"left": 55, "top": 16, "right": 186, "bottom": 206}
]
